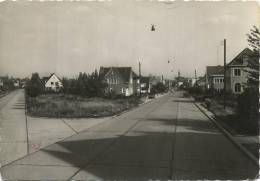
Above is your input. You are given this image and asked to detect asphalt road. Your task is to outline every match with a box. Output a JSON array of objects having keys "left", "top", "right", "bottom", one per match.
[{"left": 1, "top": 91, "right": 258, "bottom": 180}]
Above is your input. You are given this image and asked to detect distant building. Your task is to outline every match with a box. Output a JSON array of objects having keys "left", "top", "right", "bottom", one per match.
[
  {"left": 206, "top": 66, "right": 224, "bottom": 92},
  {"left": 99, "top": 67, "right": 139, "bottom": 96},
  {"left": 42, "top": 73, "right": 63, "bottom": 92},
  {"left": 175, "top": 76, "right": 187, "bottom": 88},
  {"left": 226, "top": 48, "right": 259, "bottom": 94},
  {"left": 188, "top": 78, "right": 197, "bottom": 87},
  {"left": 0, "top": 78, "right": 3, "bottom": 87},
  {"left": 140, "top": 76, "right": 151, "bottom": 94},
  {"left": 196, "top": 76, "right": 206, "bottom": 91},
  {"left": 13, "top": 79, "right": 20, "bottom": 88}
]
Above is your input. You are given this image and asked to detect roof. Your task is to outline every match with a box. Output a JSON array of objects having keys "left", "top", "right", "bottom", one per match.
[
  {"left": 227, "top": 48, "right": 259, "bottom": 66},
  {"left": 99, "top": 67, "right": 134, "bottom": 82},
  {"left": 42, "top": 73, "right": 62, "bottom": 83},
  {"left": 206, "top": 66, "right": 224, "bottom": 76}
]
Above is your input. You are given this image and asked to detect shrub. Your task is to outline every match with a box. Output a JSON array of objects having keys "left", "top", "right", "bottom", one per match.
[
  {"left": 151, "top": 82, "right": 167, "bottom": 94},
  {"left": 237, "top": 88, "right": 259, "bottom": 133}
]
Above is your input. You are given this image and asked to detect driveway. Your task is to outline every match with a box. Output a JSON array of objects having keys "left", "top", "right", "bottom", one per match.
[{"left": 1, "top": 91, "right": 258, "bottom": 180}]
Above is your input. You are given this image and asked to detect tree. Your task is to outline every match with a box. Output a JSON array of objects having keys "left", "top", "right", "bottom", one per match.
[
  {"left": 60, "top": 70, "right": 107, "bottom": 97},
  {"left": 151, "top": 82, "right": 167, "bottom": 94},
  {"left": 246, "top": 26, "right": 260, "bottom": 90},
  {"left": 235, "top": 26, "right": 260, "bottom": 135},
  {"left": 26, "top": 73, "right": 44, "bottom": 97}
]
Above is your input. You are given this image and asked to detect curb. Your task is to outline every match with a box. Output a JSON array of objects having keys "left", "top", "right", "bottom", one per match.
[{"left": 194, "top": 102, "right": 259, "bottom": 166}]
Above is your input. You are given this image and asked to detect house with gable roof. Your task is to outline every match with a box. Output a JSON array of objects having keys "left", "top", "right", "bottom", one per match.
[
  {"left": 99, "top": 66, "right": 139, "bottom": 96},
  {"left": 206, "top": 65, "right": 224, "bottom": 92},
  {"left": 226, "top": 48, "right": 259, "bottom": 94},
  {"left": 42, "top": 73, "right": 63, "bottom": 92}
]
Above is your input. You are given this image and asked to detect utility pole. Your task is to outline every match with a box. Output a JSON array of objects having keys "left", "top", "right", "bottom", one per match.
[
  {"left": 139, "top": 61, "right": 141, "bottom": 78},
  {"left": 223, "top": 39, "right": 226, "bottom": 109},
  {"left": 139, "top": 61, "right": 142, "bottom": 95}
]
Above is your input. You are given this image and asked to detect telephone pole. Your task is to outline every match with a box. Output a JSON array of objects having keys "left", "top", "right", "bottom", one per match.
[
  {"left": 223, "top": 39, "right": 226, "bottom": 109},
  {"left": 139, "top": 61, "right": 142, "bottom": 95}
]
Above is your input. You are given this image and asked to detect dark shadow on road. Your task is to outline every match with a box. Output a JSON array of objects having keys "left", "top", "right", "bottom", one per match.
[
  {"left": 143, "top": 118, "right": 220, "bottom": 134},
  {"left": 38, "top": 120, "right": 259, "bottom": 180}
]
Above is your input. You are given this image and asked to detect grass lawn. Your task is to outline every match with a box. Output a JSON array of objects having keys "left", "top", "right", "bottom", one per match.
[{"left": 26, "top": 94, "right": 143, "bottom": 118}]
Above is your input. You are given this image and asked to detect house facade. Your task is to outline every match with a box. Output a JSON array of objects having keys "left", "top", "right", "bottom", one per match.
[
  {"left": 226, "top": 48, "right": 258, "bottom": 94},
  {"left": 99, "top": 67, "right": 139, "bottom": 96},
  {"left": 206, "top": 66, "right": 224, "bottom": 92},
  {"left": 0, "top": 78, "right": 3, "bottom": 88},
  {"left": 140, "top": 76, "right": 151, "bottom": 94},
  {"left": 43, "top": 73, "right": 63, "bottom": 92}
]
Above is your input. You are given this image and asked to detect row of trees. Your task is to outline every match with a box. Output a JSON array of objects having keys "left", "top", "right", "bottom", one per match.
[
  {"left": 26, "top": 71, "right": 107, "bottom": 97},
  {"left": 62, "top": 70, "right": 107, "bottom": 97}
]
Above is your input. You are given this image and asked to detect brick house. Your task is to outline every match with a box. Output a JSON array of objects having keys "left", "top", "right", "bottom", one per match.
[
  {"left": 226, "top": 48, "right": 259, "bottom": 94},
  {"left": 99, "top": 67, "right": 139, "bottom": 96},
  {"left": 42, "top": 73, "right": 63, "bottom": 92},
  {"left": 206, "top": 66, "right": 224, "bottom": 92}
]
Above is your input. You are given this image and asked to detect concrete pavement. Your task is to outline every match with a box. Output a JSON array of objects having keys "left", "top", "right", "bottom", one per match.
[
  {"left": 1, "top": 91, "right": 258, "bottom": 180},
  {"left": 0, "top": 90, "right": 112, "bottom": 166},
  {"left": 0, "top": 89, "right": 28, "bottom": 166}
]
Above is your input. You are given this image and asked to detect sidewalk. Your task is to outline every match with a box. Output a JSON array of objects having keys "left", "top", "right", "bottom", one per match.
[{"left": 194, "top": 100, "right": 259, "bottom": 164}]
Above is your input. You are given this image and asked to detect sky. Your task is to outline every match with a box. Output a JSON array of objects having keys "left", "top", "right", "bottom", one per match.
[{"left": 0, "top": 0, "right": 259, "bottom": 79}]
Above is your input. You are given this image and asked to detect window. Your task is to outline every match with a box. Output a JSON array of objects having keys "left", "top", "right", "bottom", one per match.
[
  {"left": 235, "top": 83, "right": 241, "bottom": 93},
  {"left": 51, "top": 82, "right": 54, "bottom": 85},
  {"left": 234, "top": 69, "right": 241, "bottom": 76}
]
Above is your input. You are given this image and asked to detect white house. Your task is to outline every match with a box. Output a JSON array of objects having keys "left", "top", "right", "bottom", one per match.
[
  {"left": 0, "top": 79, "right": 3, "bottom": 87},
  {"left": 43, "top": 73, "right": 63, "bottom": 92}
]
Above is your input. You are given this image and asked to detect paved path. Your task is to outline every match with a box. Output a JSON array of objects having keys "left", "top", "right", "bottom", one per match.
[
  {"left": 1, "top": 91, "right": 258, "bottom": 180},
  {"left": 0, "top": 90, "right": 111, "bottom": 166},
  {"left": 0, "top": 89, "right": 28, "bottom": 166}
]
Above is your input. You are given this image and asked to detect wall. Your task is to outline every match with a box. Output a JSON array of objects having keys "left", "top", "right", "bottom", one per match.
[{"left": 229, "top": 67, "right": 249, "bottom": 94}]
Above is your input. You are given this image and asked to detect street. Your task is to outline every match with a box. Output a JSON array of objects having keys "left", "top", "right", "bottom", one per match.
[{"left": 0, "top": 91, "right": 258, "bottom": 180}]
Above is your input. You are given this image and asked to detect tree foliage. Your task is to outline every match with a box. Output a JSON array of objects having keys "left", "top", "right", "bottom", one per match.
[
  {"left": 26, "top": 73, "right": 44, "bottom": 97},
  {"left": 62, "top": 70, "right": 107, "bottom": 97},
  {"left": 150, "top": 82, "right": 167, "bottom": 94},
  {"left": 246, "top": 26, "right": 260, "bottom": 90}
]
